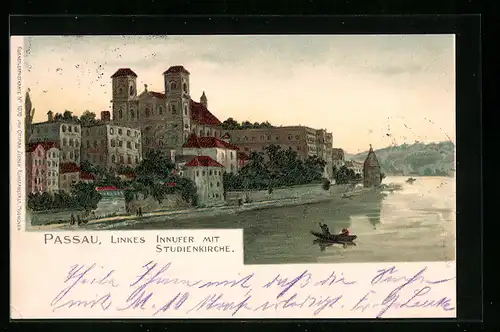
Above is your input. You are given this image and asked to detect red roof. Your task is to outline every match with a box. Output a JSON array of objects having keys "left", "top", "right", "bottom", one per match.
[
  {"left": 182, "top": 133, "right": 239, "bottom": 150},
  {"left": 111, "top": 68, "right": 138, "bottom": 78},
  {"left": 190, "top": 100, "right": 222, "bottom": 126},
  {"left": 95, "top": 186, "right": 121, "bottom": 191},
  {"left": 221, "top": 132, "right": 231, "bottom": 139},
  {"left": 150, "top": 91, "right": 166, "bottom": 99},
  {"left": 165, "top": 182, "right": 177, "bottom": 187},
  {"left": 27, "top": 141, "right": 57, "bottom": 153},
  {"left": 163, "top": 65, "right": 190, "bottom": 75},
  {"left": 185, "top": 156, "right": 224, "bottom": 168},
  {"left": 237, "top": 151, "right": 249, "bottom": 160},
  {"left": 80, "top": 171, "right": 95, "bottom": 180},
  {"left": 60, "top": 162, "right": 80, "bottom": 174}
]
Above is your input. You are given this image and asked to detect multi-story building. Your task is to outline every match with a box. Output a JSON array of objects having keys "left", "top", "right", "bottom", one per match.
[
  {"left": 59, "top": 162, "right": 80, "bottom": 193},
  {"left": 363, "top": 145, "right": 381, "bottom": 188},
  {"left": 80, "top": 111, "right": 142, "bottom": 170},
  {"left": 26, "top": 142, "right": 59, "bottom": 194},
  {"left": 109, "top": 66, "right": 223, "bottom": 155},
  {"left": 224, "top": 126, "right": 334, "bottom": 177},
  {"left": 29, "top": 112, "right": 82, "bottom": 165},
  {"left": 182, "top": 133, "right": 239, "bottom": 174},
  {"left": 183, "top": 156, "right": 225, "bottom": 206}
]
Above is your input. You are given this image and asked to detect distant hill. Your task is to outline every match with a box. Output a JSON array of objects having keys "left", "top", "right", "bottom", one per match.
[{"left": 346, "top": 141, "right": 455, "bottom": 176}]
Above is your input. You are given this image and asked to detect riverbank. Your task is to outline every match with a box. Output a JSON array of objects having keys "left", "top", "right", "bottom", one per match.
[{"left": 26, "top": 187, "right": 378, "bottom": 231}]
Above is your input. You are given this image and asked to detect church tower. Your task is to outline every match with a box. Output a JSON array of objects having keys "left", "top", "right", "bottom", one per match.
[
  {"left": 200, "top": 91, "right": 207, "bottom": 108},
  {"left": 363, "top": 144, "right": 382, "bottom": 188},
  {"left": 163, "top": 65, "right": 191, "bottom": 147},
  {"left": 110, "top": 68, "right": 139, "bottom": 124}
]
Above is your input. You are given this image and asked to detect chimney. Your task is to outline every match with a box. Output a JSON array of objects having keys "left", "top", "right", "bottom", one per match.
[
  {"left": 47, "top": 110, "right": 53, "bottom": 122},
  {"left": 101, "top": 111, "right": 111, "bottom": 122}
]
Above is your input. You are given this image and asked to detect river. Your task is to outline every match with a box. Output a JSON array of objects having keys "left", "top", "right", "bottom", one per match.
[{"left": 102, "top": 176, "right": 455, "bottom": 264}]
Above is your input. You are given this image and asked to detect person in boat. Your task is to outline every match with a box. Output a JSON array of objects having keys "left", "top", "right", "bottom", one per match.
[
  {"left": 319, "top": 223, "right": 331, "bottom": 235},
  {"left": 340, "top": 228, "right": 350, "bottom": 236}
]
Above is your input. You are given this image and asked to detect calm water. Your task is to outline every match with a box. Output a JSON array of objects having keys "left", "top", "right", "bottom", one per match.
[{"left": 111, "top": 176, "right": 456, "bottom": 264}]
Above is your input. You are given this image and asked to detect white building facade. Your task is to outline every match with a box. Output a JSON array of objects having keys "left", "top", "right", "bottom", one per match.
[
  {"left": 182, "top": 134, "right": 239, "bottom": 174},
  {"left": 183, "top": 156, "right": 225, "bottom": 206}
]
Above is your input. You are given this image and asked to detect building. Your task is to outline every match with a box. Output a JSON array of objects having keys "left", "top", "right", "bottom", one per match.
[
  {"left": 363, "top": 145, "right": 382, "bottom": 188},
  {"left": 80, "top": 111, "right": 142, "bottom": 170},
  {"left": 110, "top": 66, "right": 223, "bottom": 155},
  {"left": 59, "top": 162, "right": 80, "bottom": 192},
  {"left": 29, "top": 112, "right": 82, "bottom": 165},
  {"left": 182, "top": 133, "right": 239, "bottom": 174},
  {"left": 80, "top": 171, "right": 96, "bottom": 183},
  {"left": 332, "top": 148, "right": 345, "bottom": 169},
  {"left": 224, "top": 126, "right": 334, "bottom": 178},
  {"left": 183, "top": 156, "right": 225, "bottom": 206},
  {"left": 26, "top": 142, "right": 59, "bottom": 194},
  {"left": 345, "top": 160, "right": 363, "bottom": 175}
]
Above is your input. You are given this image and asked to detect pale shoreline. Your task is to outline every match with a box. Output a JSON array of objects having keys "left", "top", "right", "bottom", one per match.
[{"left": 26, "top": 188, "right": 379, "bottom": 231}]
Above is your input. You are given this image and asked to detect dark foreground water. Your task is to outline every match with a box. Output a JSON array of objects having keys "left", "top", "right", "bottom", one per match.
[{"left": 105, "top": 176, "right": 456, "bottom": 264}]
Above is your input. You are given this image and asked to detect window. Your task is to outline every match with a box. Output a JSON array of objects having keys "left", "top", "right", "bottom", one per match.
[
  {"left": 171, "top": 104, "right": 177, "bottom": 114},
  {"left": 216, "top": 182, "right": 220, "bottom": 187},
  {"left": 260, "top": 135, "right": 265, "bottom": 140},
  {"left": 210, "top": 182, "right": 213, "bottom": 188},
  {"left": 196, "top": 171, "right": 199, "bottom": 177},
  {"left": 130, "top": 109, "right": 135, "bottom": 119},
  {"left": 130, "top": 85, "right": 134, "bottom": 96},
  {"left": 209, "top": 170, "right": 212, "bottom": 176},
  {"left": 230, "top": 152, "right": 234, "bottom": 160},
  {"left": 70, "top": 151, "right": 74, "bottom": 159},
  {"left": 74, "top": 126, "right": 79, "bottom": 132},
  {"left": 37, "top": 150, "right": 42, "bottom": 157},
  {"left": 68, "top": 126, "right": 72, "bottom": 133},
  {"left": 184, "top": 105, "right": 188, "bottom": 115},
  {"left": 111, "top": 139, "right": 116, "bottom": 147},
  {"left": 267, "top": 135, "right": 271, "bottom": 141},
  {"left": 63, "top": 138, "right": 67, "bottom": 147},
  {"left": 127, "top": 130, "right": 131, "bottom": 136},
  {"left": 145, "top": 108, "right": 150, "bottom": 117},
  {"left": 135, "top": 156, "right": 139, "bottom": 163},
  {"left": 118, "top": 141, "right": 123, "bottom": 147},
  {"left": 159, "top": 106, "right": 163, "bottom": 115},
  {"left": 231, "top": 164, "right": 235, "bottom": 171},
  {"left": 118, "top": 128, "right": 122, "bottom": 135},
  {"left": 69, "top": 138, "right": 74, "bottom": 147},
  {"left": 75, "top": 139, "right": 79, "bottom": 147},
  {"left": 118, "top": 109, "right": 123, "bottom": 119},
  {"left": 127, "top": 142, "right": 132, "bottom": 149},
  {"left": 170, "top": 81, "right": 177, "bottom": 90},
  {"left": 202, "top": 171, "right": 206, "bottom": 176},
  {"left": 288, "top": 135, "right": 293, "bottom": 140},
  {"left": 184, "top": 124, "right": 189, "bottom": 129},
  {"left": 110, "top": 127, "right": 114, "bottom": 135},
  {"left": 276, "top": 136, "right": 279, "bottom": 140},
  {"left": 127, "top": 155, "right": 132, "bottom": 164},
  {"left": 93, "top": 140, "right": 98, "bottom": 148},
  {"left": 134, "top": 143, "right": 138, "bottom": 149},
  {"left": 62, "top": 152, "right": 67, "bottom": 160},
  {"left": 199, "top": 130, "right": 203, "bottom": 136},
  {"left": 119, "top": 155, "right": 124, "bottom": 163},
  {"left": 183, "top": 83, "right": 187, "bottom": 92}
]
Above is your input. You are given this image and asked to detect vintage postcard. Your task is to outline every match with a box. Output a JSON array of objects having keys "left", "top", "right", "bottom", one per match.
[{"left": 10, "top": 35, "right": 456, "bottom": 319}]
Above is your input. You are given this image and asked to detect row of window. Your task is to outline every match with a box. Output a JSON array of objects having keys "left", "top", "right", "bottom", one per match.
[
  {"left": 236, "top": 134, "right": 302, "bottom": 142},
  {"left": 62, "top": 138, "right": 80, "bottom": 147},
  {"left": 110, "top": 154, "right": 139, "bottom": 164},
  {"left": 165, "top": 81, "right": 188, "bottom": 93},
  {"left": 195, "top": 170, "right": 222, "bottom": 177},
  {"left": 117, "top": 103, "right": 190, "bottom": 119},
  {"left": 208, "top": 192, "right": 222, "bottom": 199},
  {"left": 61, "top": 150, "right": 80, "bottom": 161},
  {"left": 61, "top": 125, "right": 80, "bottom": 133}
]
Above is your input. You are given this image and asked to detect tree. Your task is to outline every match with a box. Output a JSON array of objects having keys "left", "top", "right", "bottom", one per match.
[
  {"left": 322, "top": 179, "right": 331, "bottom": 191},
  {"left": 71, "top": 182, "right": 102, "bottom": 212},
  {"left": 63, "top": 110, "right": 73, "bottom": 120},
  {"left": 79, "top": 110, "right": 98, "bottom": 126},
  {"left": 334, "top": 165, "right": 350, "bottom": 185},
  {"left": 221, "top": 117, "right": 240, "bottom": 130},
  {"left": 135, "top": 149, "right": 175, "bottom": 185}
]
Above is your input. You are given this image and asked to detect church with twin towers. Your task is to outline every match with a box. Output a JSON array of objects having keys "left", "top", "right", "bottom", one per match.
[{"left": 110, "top": 65, "right": 224, "bottom": 155}]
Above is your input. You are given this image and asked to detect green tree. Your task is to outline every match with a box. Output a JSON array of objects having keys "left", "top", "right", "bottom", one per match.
[
  {"left": 135, "top": 149, "right": 176, "bottom": 185},
  {"left": 334, "top": 165, "right": 350, "bottom": 185},
  {"left": 221, "top": 117, "right": 240, "bottom": 130},
  {"left": 71, "top": 182, "right": 102, "bottom": 212},
  {"left": 79, "top": 110, "right": 99, "bottom": 126}
]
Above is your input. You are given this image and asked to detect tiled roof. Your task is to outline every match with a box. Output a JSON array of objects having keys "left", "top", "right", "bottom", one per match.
[
  {"left": 80, "top": 171, "right": 95, "bottom": 180},
  {"left": 27, "top": 141, "right": 57, "bottom": 153},
  {"left": 190, "top": 100, "right": 222, "bottom": 126},
  {"left": 364, "top": 146, "right": 380, "bottom": 168},
  {"left": 111, "top": 68, "right": 138, "bottom": 78},
  {"left": 182, "top": 133, "right": 239, "bottom": 150},
  {"left": 95, "top": 186, "right": 121, "bottom": 191},
  {"left": 163, "top": 65, "right": 190, "bottom": 75},
  {"left": 185, "top": 156, "right": 224, "bottom": 168},
  {"left": 150, "top": 91, "right": 166, "bottom": 99},
  {"left": 60, "top": 162, "right": 80, "bottom": 174}
]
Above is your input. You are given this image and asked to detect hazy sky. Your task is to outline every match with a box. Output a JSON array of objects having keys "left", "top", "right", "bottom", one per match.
[{"left": 23, "top": 35, "right": 455, "bottom": 153}]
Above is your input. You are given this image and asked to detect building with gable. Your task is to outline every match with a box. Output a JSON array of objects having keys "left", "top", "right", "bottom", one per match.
[
  {"left": 363, "top": 145, "right": 382, "bottom": 188},
  {"left": 183, "top": 156, "right": 225, "bottom": 206},
  {"left": 109, "top": 66, "right": 223, "bottom": 155},
  {"left": 59, "top": 162, "right": 80, "bottom": 192},
  {"left": 182, "top": 133, "right": 239, "bottom": 174}
]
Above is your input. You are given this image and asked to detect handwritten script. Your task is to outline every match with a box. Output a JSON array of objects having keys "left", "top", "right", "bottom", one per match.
[{"left": 49, "top": 261, "right": 456, "bottom": 318}]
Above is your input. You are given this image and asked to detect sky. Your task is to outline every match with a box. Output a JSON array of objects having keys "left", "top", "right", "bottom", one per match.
[{"left": 22, "top": 35, "right": 455, "bottom": 153}]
